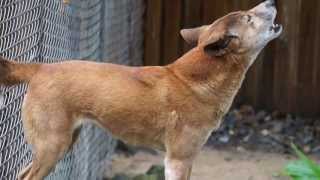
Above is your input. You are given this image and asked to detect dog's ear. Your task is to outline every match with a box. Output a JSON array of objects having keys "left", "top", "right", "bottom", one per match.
[
  {"left": 203, "top": 34, "right": 239, "bottom": 57},
  {"left": 180, "top": 26, "right": 208, "bottom": 46}
]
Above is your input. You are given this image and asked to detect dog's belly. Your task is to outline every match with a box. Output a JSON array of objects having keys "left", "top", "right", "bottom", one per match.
[
  {"left": 114, "top": 130, "right": 166, "bottom": 150},
  {"left": 99, "top": 116, "right": 166, "bottom": 151},
  {"left": 76, "top": 116, "right": 166, "bottom": 150},
  {"left": 81, "top": 107, "right": 168, "bottom": 151}
]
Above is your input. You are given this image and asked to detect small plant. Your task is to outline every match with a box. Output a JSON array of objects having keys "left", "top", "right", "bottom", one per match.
[{"left": 284, "top": 144, "right": 320, "bottom": 180}]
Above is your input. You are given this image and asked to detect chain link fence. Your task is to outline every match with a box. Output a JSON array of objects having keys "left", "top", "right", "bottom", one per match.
[{"left": 0, "top": 0, "right": 144, "bottom": 179}]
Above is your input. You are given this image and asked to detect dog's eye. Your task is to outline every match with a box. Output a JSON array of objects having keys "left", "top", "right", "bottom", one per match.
[{"left": 244, "top": 15, "right": 252, "bottom": 23}]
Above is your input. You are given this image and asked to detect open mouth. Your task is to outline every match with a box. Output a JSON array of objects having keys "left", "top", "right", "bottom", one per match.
[{"left": 269, "top": 23, "right": 282, "bottom": 33}]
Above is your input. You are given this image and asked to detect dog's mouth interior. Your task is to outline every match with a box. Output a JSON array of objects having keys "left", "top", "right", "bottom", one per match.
[
  {"left": 269, "top": 23, "right": 282, "bottom": 33},
  {"left": 269, "top": 13, "right": 282, "bottom": 33}
]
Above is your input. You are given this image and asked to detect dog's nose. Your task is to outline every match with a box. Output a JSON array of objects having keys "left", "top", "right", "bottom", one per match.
[{"left": 265, "top": 0, "right": 275, "bottom": 7}]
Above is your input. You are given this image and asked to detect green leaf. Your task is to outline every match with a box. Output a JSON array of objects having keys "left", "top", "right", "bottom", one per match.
[
  {"left": 291, "top": 144, "right": 320, "bottom": 177},
  {"left": 283, "top": 144, "right": 320, "bottom": 180}
]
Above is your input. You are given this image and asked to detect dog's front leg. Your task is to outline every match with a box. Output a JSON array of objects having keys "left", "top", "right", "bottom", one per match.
[
  {"left": 164, "top": 156, "right": 193, "bottom": 180},
  {"left": 164, "top": 127, "right": 201, "bottom": 180}
]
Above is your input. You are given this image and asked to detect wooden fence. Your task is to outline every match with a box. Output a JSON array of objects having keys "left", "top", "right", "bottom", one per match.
[{"left": 143, "top": 0, "right": 320, "bottom": 116}]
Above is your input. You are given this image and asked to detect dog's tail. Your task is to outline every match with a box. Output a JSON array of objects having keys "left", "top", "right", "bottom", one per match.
[{"left": 0, "top": 56, "right": 40, "bottom": 86}]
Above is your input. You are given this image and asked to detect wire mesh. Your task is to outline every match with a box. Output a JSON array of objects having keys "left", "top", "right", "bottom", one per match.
[{"left": 0, "top": 0, "right": 144, "bottom": 179}]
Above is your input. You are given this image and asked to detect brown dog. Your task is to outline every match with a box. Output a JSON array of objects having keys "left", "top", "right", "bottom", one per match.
[{"left": 0, "top": 0, "right": 282, "bottom": 180}]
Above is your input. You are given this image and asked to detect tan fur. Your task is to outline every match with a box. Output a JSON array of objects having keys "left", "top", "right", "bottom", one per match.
[{"left": 0, "top": 1, "right": 282, "bottom": 180}]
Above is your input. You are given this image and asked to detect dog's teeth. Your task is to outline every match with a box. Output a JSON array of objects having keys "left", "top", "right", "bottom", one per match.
[{"left": 271, "top": 24, "right": 279, "bottom": 30}]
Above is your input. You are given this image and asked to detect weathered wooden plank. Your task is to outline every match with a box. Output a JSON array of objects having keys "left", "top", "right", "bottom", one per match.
[
  {"left": 144, "top": 0, "right": 162, "bottom": 66},
  {"left": 314, "top": 2, "right": 320, "bottom": 116},
  {"left": 202, "top": 0, "right": 227, "bottom": 24},
  {"left": 296, "top": 0, "right": 319, "bottom": 115},
  {"left": 259, "top": 42, "right": 276, "bottom": 109},
  {"left": 161, "top": 0, "right": 182, "bottom": 65},
  {"left": 273, "top": 0, "right": 301, "bottom": 113}
]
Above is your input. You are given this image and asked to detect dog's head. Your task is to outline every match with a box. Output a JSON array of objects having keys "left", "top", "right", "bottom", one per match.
[{"left": 181, "top": 0, "right": 282, "bottom": 64}]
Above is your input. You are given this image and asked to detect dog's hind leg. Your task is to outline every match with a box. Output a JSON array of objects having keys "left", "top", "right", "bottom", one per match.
[
  {"left": 18, "top": 162, "right": 32, "bottom": 180},
  {"left": 23, "top": 132, "right": 73, "bottom": 180},
  {"left": 19, "top": 103, "right": 75, "bottom": 180}
]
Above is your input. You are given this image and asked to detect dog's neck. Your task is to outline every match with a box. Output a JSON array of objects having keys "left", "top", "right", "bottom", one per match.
[{"left": 168, "top": 47, "right": 252, "bottom": 107}]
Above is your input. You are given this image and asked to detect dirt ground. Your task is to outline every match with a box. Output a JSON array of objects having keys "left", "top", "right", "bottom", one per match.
[{"left": 107, "top": 147, "right": 297, "bottom": 180}]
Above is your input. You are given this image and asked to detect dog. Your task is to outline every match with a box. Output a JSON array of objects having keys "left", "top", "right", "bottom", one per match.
[{"left": 0, "top": 0, "right": 282, "bottom": 179}]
